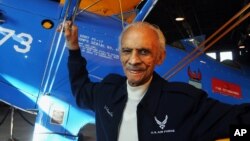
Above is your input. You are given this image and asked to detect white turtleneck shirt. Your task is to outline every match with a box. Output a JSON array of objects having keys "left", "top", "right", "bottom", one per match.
[{"left": 118, "top": 77, "right": 152, "bottom": 141}]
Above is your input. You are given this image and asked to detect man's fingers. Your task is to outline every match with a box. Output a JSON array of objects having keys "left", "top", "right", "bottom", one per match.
[
  {"left": 56, "top": 24, "right": 63, "bottom": 32},
  {"left": 56, "top": 21, "right": 72, "bottom": 32},
  {"left": 65, "top": 21, "right": 72, "bottom": 29}
]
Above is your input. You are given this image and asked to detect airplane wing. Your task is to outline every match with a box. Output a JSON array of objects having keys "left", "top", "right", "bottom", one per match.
[
  {"left": 61, "top": 0, "right": 141, "bottom": 16},
  {"left": 60, "top": 0, "right": 156, "bottom": 23}
]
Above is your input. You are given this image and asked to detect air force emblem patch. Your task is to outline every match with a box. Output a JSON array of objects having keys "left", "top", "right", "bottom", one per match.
[{"left": 154, "top": 115, "right": 168, "bottom": 129}]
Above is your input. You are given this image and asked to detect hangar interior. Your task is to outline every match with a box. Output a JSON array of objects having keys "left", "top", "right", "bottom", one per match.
[
  {"left": 146, "top": 0, "right": 250, "bottom": 67},
  {"left": 0, "top": 0, "right": 249, "bottom": 141}
]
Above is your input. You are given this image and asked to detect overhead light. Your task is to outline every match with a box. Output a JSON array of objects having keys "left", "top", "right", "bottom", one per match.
[
  {"left": 189, "top": 38, "right": 194, "bottom": 42},
  {"left": 239, "top": 45, "right": 245, "bottom": 49},
  {"left": 237, "top": 39, "right": 245, "bottom": 49},
  {"left": 175, "top": 17, "right": 185, "bottom": 21},
  {"left": 247, "top": 24, "right": 250, "bottom": 36}
]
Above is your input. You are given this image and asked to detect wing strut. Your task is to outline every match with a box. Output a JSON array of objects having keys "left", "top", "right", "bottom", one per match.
[
  {"left": 163, "top": 2, "right": 250, "bottom": 80},
  {"left": 40, "top": 0, "right": 76, "bottom": 95},
  {"left": 118, "top": 0, "right": 125, "bottom": 29}
]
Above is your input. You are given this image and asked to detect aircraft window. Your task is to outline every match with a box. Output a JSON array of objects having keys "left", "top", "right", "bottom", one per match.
[
  {"left": 170, "top": 41, "right": 186, "bottom": 50},
  {"left": 206, "top": 52, "right": 217, "bottom": 60},
  {"left": 221, "top": 59, "right": 241, "bottom": 70},
  {"left": 220, "top": 51, "right": 233, "bottom": 62}
]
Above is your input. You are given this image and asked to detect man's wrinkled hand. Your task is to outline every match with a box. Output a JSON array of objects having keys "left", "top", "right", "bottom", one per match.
[{"left": 57, "top": 21, "right": 80, "bottom": 50}]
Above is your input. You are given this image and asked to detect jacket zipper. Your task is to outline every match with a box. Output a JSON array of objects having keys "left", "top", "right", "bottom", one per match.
[{"left": 116, "top": 96, "right": 128, "bottom": 141}]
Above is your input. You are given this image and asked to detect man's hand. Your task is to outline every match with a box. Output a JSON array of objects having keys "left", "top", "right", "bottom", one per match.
[{"left": 57, "top": 21, "right": 80, "bottom": 50}]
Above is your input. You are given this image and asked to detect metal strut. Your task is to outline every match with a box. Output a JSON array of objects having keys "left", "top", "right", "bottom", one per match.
[
  {"left": 163, "top": 2, "right": 250, "bottom": 80},
  {"left": 9, "top": 107, "right": 15, "bottom": 141}
]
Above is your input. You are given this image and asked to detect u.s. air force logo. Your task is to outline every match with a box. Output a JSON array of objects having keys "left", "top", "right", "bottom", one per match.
[
  {"left": 154, "top": 115, "right": 168, "bottom": 129},
  {"left": 151, "top": 114, "right": 175, "bottom": 135}
]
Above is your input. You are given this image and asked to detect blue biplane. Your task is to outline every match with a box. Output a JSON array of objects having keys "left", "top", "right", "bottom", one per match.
[{"left": 0, "top": 0, "right": 249, "bottom": 140}]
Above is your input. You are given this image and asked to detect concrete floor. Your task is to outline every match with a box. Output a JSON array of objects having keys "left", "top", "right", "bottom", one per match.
[{"left": 0, "top": 103, "right": 36, "bottom": 141}]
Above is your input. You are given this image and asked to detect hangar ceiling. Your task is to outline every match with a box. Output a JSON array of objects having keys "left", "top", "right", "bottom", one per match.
[{"left": 145, "top": 0, "right": 250, "bottom": 66}]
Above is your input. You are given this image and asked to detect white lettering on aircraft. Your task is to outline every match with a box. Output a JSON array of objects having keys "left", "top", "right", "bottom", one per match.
[{"left": 0, "top": 26, "right": 33, "bottom": 53}]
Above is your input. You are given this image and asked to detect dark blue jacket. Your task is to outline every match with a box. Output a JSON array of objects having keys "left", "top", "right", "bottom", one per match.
[{"left": 68, "top": 50, "right": 250, "bottom": 141}]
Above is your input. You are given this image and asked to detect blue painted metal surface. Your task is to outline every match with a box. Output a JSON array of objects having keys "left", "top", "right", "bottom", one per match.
[
  {"left": 0, "top": 0, "right": 249, "bottom": 140},
  {"left": 0, "top": 0, "right": 62, "bottom": 109}
]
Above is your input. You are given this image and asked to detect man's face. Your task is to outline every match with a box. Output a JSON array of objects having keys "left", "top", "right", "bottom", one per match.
[{"left": 120, "top": 26, "right": 164, "bottom": 86}]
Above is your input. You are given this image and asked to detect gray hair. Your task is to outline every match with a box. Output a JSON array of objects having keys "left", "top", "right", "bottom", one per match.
[{"left": 119, "top": 22, "right": 166, "bottom": 53}]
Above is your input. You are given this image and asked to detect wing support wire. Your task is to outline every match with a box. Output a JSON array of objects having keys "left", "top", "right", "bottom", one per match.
[
  {"left": 76, "top": 0, "right": 125, "bottom": 28},
  {"left": 118, "top": 0, "right": 125, "bottom": 29},
  {"left": 40, "top": 0, "right": 80, "bottom": 95},
  {"left": 77, "top": 0, "right": 102, "bottom": 15},
  {"left": 40, "top": 0, "right": 125, "bottom": 95},
  {"left": 163, "top": 2, "right": 250, "bottom": 80}
]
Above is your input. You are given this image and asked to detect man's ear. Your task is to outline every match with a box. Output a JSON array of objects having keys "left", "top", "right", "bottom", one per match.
[{"left": 156, "top": 50, "right": 166, "bottom": 65}]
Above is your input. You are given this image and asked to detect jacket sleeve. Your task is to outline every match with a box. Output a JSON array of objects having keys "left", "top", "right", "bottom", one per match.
[
  {"left": 194, "top": 94, "right": 250, "bottom": 140},
  {"left": 67, "top": 49, "right": 99, "bottom": 110},
  {"left": 168, "top": 82, "right": 250, "bottom": 140}
]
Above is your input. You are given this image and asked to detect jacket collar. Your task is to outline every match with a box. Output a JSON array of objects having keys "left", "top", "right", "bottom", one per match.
[
  {"left": 139, "top": 72, "right": 166, "bottom": 116},
  {"left": 111, "top": 71, "right": 166, "bottom": 115},
  {"left": 112, "top": 81, "right": 127, "bottom": 104}
]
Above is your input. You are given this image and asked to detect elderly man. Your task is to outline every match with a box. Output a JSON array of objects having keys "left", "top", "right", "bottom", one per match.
[{"left": 60, "top": 21, "right": 250, "bottom": 141}]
